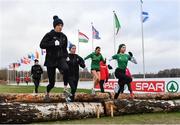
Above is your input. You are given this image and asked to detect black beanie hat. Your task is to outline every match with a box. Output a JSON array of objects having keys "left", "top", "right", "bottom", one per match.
[
  {"left": 34, "top": 59, "right": 39, "bottom": 62},
  {"left": 53, "top": 15, "right": 63, "bottom": 28}
]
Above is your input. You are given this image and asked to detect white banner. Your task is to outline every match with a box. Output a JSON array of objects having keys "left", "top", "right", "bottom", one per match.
[{"left": 94, "top": 78, "right": 180, "bottom": 94}]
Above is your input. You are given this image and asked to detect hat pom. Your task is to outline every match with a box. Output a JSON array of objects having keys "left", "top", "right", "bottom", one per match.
[
  {"left": 53, "top": 15, "right": 64, "bottom": 28},
  {"left": 53, "top": 15, "right": 59, "bottom": 20}
]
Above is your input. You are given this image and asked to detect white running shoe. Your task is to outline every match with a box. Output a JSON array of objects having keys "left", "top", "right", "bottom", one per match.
[
  {"left": 91, "top": 88, "right": 96, "bottom": 94},
  {"left": 114, "top": 84, "right": 119, "bottom": 93},
  {"left": 65, "top": 97, "right": 71, "bottom": 103}
]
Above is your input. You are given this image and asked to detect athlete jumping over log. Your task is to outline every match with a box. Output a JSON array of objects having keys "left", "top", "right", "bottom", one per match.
[
  {"left": 40, "top": 15, "right": 70, "bottom": 100},
  {"left": 110, "top": 44, "right": 137, "bottom": 99},
  {"left": 63, "top": 44, "right": 85, "bottom": 102},
  {"left": 84, "top": 46, "right": 104, "bottom": 94}
]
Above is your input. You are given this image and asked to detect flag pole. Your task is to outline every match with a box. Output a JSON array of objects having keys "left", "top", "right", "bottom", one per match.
[
  {"left": 140, "top": 1, "right": 146, "bottom": 79},
  {"left": 113, "top": 11, "right": 116, "bottom": 55},
  {"left": 78, "top": 29, "right": 80, "bottom": 55},
  {"left": 91, "top": 22, "right": 94, "bottom": 52},
  {"left": 112, "top": 11, "right": 117, "bottom": 79},
  {"left": 7, "top": 65, "right": 9, "bottom": 84}
]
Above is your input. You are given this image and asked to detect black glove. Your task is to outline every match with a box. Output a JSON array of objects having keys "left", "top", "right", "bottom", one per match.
[
  {"left": 80, "top": 63, "right": 86, "bottom": 68},
  {"left": 108, "top": 64, "right": 113, "bottom": 70},
  {"left": 128, "top": 52, "right": 133, "bottom": 57}
]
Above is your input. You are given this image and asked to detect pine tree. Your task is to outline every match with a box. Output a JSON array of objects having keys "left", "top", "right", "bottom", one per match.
[{"left": 169, "top": 83, "right": 176, "bottom": 92}]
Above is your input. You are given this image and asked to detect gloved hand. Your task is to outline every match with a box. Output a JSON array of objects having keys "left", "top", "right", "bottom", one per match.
[
  {"left": 108, "top": 64, "right": 113, "bottom": 69},
  {"left": 55, "top": 40, "right": 60, "bottom": 46},
  {"left": 66, "top": 57, "right": 70, "bottom": 62},
  {"left": 80, "top": 63, "right": 86, "bottom": 68},
  {"left": 128, "top": 52, "right": 133, "bottom": 57}
]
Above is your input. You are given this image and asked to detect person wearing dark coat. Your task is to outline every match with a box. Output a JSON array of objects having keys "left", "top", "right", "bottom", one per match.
[
  {"left": 40, "top": 15, "right": 69, "bottom": 98},
  {"left": 31, "top": 59, "right": 43, "bottom": 93},
  {"left": 64, "top": 44, "right": 85, "bottom": 102}
]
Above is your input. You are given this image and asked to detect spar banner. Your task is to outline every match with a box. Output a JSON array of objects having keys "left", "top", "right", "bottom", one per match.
[{"left": 94, "top": 78, "right": 180, "bottom": 93}]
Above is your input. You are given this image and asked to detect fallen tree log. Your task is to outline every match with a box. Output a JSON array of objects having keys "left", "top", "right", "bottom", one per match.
[
  {"left": 0, "top": 93, "right": 110, "bottom": 103},
  {"left": 1, "top": 99, "right": 180, "bottom": 123},
  {"left": 104, "top": 99, "right": 180, "bottom": 116},
  {"left": 1, "top": 93, "right": 180, "bottom": 103},
  {"left": 0, "top": 102, "right": 104, "bottom": 124},
  {"left": 118, "top": 93, "right": 180, "bottom": 100}
]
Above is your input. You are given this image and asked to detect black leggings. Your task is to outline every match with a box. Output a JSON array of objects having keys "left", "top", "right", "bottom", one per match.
[
  {"left": 69, "top": 78, "right": 79, "bottom": 101},
  {"left": 63, "top": 75, "right": 79, "bottom": 101},
  {"left": 33, "top": 78, "right": 40, "bottom": 93},
  {"left": 114, "top": 68, "right": 132, "bottom": 99},
  {"left": 63, "top": 75, "right": 68, "bottom": 86},
  {"left": 99, "top": 80, "right": 105, "bottom": 93},
  {"left": 46, "top": 60, "right": 69, "bottom": 93}
]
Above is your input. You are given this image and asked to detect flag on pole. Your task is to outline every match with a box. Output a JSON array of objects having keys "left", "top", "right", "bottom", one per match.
[
  {"left": 41, "top": 49, "right": 46, "bottom": 55},
  {"left": 20, "top": 58, "right": 24, "bottom": 64},
  {"left": 14, "top": 62, "right": 20, "bottom": 69},
  {"left": 9, "top": 64, "right": 14, "bottom": 69},
  {"left": 31, "top": 53, "right": 35, "bottom": 60},
  {"left": 24, "top": 57, "right": 31, "bottom": 64},
  {"left": 67, "top": 41, "right": 73, "bottom": 48},
  {"left": 114, "top": 12, "right": 121, "bottom": 35},
  {"left": 12, "top": 63, "right": 16, "bottom": 70},
  {"left": 92, "top": 26, "right": 101, "bottom": 39},
  {"left": 142, "top": 11, "right": 149, "bottom": 23},
  {"left": 16, "top": 60, "right": 21, "bottom": 67},
  {"left": 78, "top": 31, "right": 89, "bottom": 43},
  {"left": 35, "top": 51, "right": 39, "bottom": 59},
  {"left": 28, "top": 53, "right": 36, "bottom": 60},
  {"left": 21, "top": 57, "right": 30, "bottom": 64},
  {"left": 9, "top": 62, "right": 20, "bottom": 69},
  {"left": 28, "top": 54, "right": 31, "bottom": 59}
]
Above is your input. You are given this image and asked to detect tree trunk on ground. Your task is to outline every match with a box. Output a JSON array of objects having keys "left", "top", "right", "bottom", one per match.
[
  {"left": 104, "top": 99, "right": 180, "bottom": 116},
  {"left": 1, "top": 99, "right": 180, "bottom": 123},
  {"left": 1, "top": 93, "right": 180, "bottom": 103},
  {"left": 0, "top": 102, "right": 104, "bottom": 124},
  {"left": 1, "top": 93, "right": 180, "bottom": 123},
  {"left": 0, "top": 93, "right": 110, "bottom": 103},
  {"left": 118, "top": 93, "right": 180, "bottom": 100}
]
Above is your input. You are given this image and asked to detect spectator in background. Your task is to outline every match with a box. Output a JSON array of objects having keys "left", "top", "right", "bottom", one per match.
[
  {"left": 16, "top": 76, "right": 20, "bottom": 85},
  {"left": 31, "top": 59, "right": 43, "bottom": 93}
]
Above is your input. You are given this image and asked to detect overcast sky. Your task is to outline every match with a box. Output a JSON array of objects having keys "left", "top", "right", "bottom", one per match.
[{"left": 0, "top": 0, "right": 180, "bottom": 74}]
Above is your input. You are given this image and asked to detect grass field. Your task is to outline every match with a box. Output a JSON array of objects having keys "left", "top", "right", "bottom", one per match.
[
  {"left": 1, "top": 84, "right": 180, "bottom": 124},
  {"left": 0, "top": 84, "right": 91, "bottom": 94},
  {"left": 38, "top": 112, "right": 180, "bottom": 124}
]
